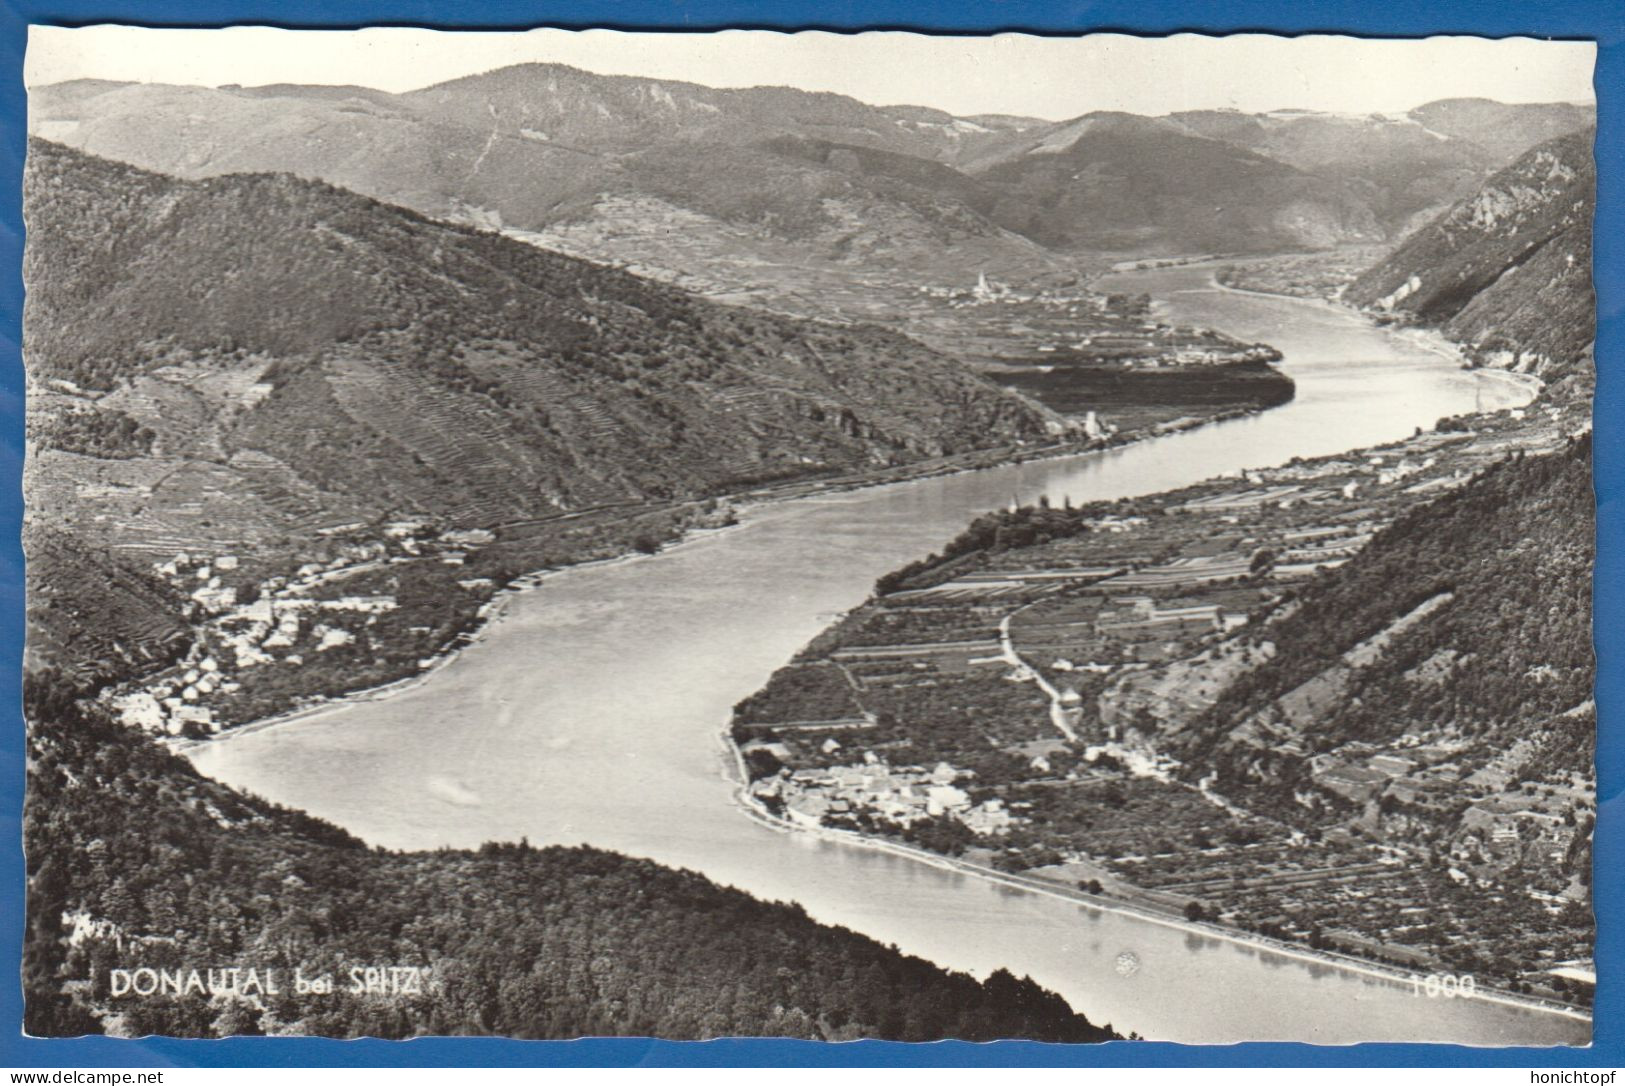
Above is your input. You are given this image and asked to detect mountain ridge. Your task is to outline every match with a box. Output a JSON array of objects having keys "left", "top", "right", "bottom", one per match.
[
  {"left": 29, "top": 70, "right": 1593, "bottom": 276},
  {"left": 24, "top": 139, "right": 1062, "bottom": 538}
]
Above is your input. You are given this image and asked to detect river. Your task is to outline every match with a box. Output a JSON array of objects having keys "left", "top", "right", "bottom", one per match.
[{"left": 187, "top": 266, "right": 1580, "bottom": 1045}]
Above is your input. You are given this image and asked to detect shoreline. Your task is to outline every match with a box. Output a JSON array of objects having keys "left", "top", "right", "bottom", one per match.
[
  {"left": 715, "top": 723, "right": 1592, "bottom": 1032},
  {"left": 1207, "top": 278, "right": 1349, "bottom": 314},
  {"left": 176, "top": 405, "right": 1270, "bottom": 756},
  {"left": 1209, "top": 276, "right": 1549, "bottom": 401},
  {"left": 171, "top": 262, "right": 1587, "bottom": 1041},
  {"left": 708, "top": 274, "right": 1581, "bottom": 1035},
  {"left": 724, "top": 404, "right": 1263, "bottom": 511}
]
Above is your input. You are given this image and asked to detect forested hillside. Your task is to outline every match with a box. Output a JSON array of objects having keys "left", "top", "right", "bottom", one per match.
[
  {"left": 27, "top": 71, "right": 1067, "bottom": 280},
  {"left": 23, "top": 676, "right": 1120, "bottom": 1042},
  {"left": 25, "top": 139, "right": 1059, "bottom": 523},
  {"left": 1345, "top": 129, "right": 1594, "bottom": 380},
  {"left": 1180, "top": 436, "right": 1593, "bottom": 788}
]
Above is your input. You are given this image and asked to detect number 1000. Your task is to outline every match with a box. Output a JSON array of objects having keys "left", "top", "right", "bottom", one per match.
[{"left": 1411, "top": 972, "right": 1476, "bottom": 999}]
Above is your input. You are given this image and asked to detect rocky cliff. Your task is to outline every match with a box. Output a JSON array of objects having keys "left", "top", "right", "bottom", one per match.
[{"left": 1345, "top": 129, "right": 1594, "bottom": 380}]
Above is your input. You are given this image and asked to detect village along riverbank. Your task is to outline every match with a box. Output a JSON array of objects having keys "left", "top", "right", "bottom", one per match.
[{"left": 187, "top": 265, "right": 1577, "bottom": 1044}]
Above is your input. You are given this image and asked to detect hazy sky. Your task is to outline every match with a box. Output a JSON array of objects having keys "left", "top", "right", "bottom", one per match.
[{"left": 26, "top": 26, "right": 1596, "bottom": 119}]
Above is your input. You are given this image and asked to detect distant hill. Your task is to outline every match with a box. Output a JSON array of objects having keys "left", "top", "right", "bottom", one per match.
[
  {"left": 1167, "top": 108, "right": 1497, "bottom": 235},
  {"left": 28, "top": 68, "right": 1059, "bottom": 279},
  {"left": 29, "top": 70, "right": 1591, "bottom": 272},
  {"left": 1407, "top": 98, "right": 1596, "bottom": 165},
  {"left": 1344, "top": 129, "right": 1594, "bottom": 379},
  {"left": 400, "top": 62, "right": 1012, "bottom": 162},
  {"left": 24, "top": 140, "right": 1060, "bottom": 530},
  {"left": 973, "top": 112, "right": 1384, "bottom": 252},
  {"left": 23, "top": 676, "right": 1121, "bottom": 1042}
]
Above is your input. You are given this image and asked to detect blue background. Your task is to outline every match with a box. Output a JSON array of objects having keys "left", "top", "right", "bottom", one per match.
[{"left": 0, "top": 0, "right": 1618, "bottom": 1069}]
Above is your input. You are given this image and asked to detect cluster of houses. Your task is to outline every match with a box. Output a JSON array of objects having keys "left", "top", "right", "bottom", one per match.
[
  {"left": 1080, "top": 514, "right": 1148, "bottom": 534},
  {"left": 910, "top": 273, "right": 1280, "bottom": 373},
  {"left": 1307, "top": 740, "right": 1588, "bottom": 894},
  {"left": 109, "top": 656, "right": 240, "bottom": 736},
  {"left": 154, "top": 551, "right": 244, "bottom": 615},
  {"left": 1309, "top": 745, "right": 1468, "bottom": 805},
  {"left": 914, "top": 272, "right": 1081, "bottom": 310},
  {"left": 1167, "top": 447, "right": 1462, "bottom": 521},
  {"left": 1453, "top": 792, "right": 1584, "bottom": 884},
  {"left": 103, "top": 520, "right": 499, "bottom": 739},
  {"left": 752, "top": 756, "right": 1021, "bottom": 837},
  {"left": 1093, "top": 340, "right": 1281, "bottom": 369}
]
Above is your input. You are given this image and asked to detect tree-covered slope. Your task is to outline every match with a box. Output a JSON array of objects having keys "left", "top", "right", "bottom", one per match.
[
  {"left": 24, "top": 676, "right": 1120, "bottom": 1042},
  {"left": 1345, "top": 130, "right": 1594, "bottom": 379},
  {"left": 24, "top": 139, "right": 1060, "bottom": 520},
  {"left": 1179, "top": 436, "right": 1593, "bottom": 785},
  {"left": 26, "top": 72, "right": 1059, "bottom": 276}
]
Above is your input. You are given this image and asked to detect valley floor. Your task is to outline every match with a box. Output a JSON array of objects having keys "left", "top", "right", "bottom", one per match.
[{"left": 729, "top": 374, "right": 1594, "bottom": 1016}]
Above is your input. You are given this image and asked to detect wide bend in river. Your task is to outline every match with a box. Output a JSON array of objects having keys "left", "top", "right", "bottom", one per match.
[{"left": 189, "top": 266, "right": 1572, "bottom": 1045}]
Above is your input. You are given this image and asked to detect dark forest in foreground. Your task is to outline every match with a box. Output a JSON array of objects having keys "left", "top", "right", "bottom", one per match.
[{"left": 23, "top": 679, "right": 1120, "bottom": 1042}]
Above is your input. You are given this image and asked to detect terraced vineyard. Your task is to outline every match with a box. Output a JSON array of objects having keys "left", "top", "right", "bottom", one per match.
[{"left": 23, "top": 526, "right": 192, "bottom": 682}]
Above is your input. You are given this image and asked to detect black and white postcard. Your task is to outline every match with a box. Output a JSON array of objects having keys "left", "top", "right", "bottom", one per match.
[{"left": 19, "top": 27, "right": 1598, "bottom": 1045}]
